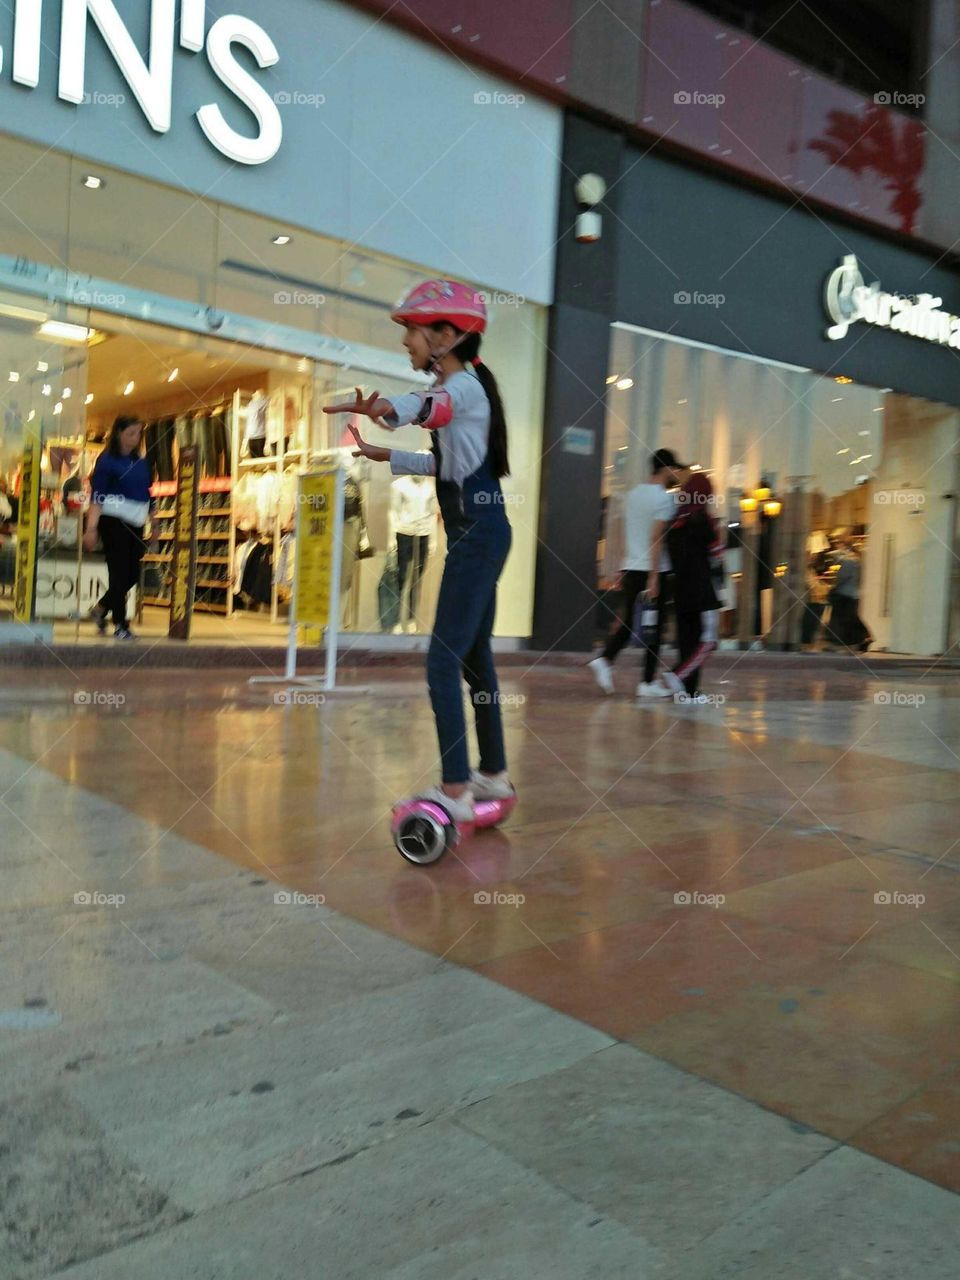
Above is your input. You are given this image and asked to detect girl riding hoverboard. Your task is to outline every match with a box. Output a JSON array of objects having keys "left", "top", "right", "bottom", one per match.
[{"left": 324, "top": 280, "right": 515, "bottom": 862}]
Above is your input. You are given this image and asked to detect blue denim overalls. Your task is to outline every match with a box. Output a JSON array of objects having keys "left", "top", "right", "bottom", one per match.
[{"left": 428, "top": 438, "right": 512, "bottom": 784}]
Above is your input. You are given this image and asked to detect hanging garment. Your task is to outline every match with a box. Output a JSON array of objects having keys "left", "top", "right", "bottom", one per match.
[{"left": 377, "top": 546, "right": 401, "bottom": 632}]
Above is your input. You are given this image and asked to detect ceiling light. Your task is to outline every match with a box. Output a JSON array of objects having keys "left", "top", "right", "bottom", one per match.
[
  {"left": 860, "top": 454, "right": 872, "bottom": 460},
  {"left": 271, "top": 234, "right": 292, "bottom": 246},
  {"left": 615, "top": 377, "right": 634, "bottom": 390},
  {"left": 36, "top": 361, "right": 48, "bottom": 373},
  {"left": 0, "top": 301, "right": 49, "bottom": 324},
  {"left": 872, "top": 407, "right": 883, "bottom": 413},
  {"left": 85, "top": 393, "right": 94, "bottom": 405},
  {"left": 81, "top": 174, "right": 104, "bottom": 190},
  {"left": 8, "top": 372, "right": 19, "bottom": 383},
  {"left": 41, "top": 384, "right": 51, "bottom": 397},
  {"left": 27, "top": 409, "right": 35, "bottom": 422},
  {"left": 831, "top": 397, "right": 843, "bottom": 402},
  {"left": 834, "top": 375, "right": 853, "bottom": 384},
  {"left": 38, "top": 320, "right": 97, "bottom": 343},
  {"left": 677, "top": 398, "right": 688, "bottom": 405},
  {"left": 53, "top": 401, "right": 63, "bottom": 415},
  {"left": 837, "top": 448, "right": 850, "bottom": 455},
  {"left": 123, "top": 381, "right": 135, "bottom": 395},
  {"left": 605, "top": 374, "right": 619, "bottom": 385},
  {"left": 62, "top": 387, "right": 72, "bottom": 399},
  {"left": 167, "top": 368, "right": 179, "bottom": 382}
]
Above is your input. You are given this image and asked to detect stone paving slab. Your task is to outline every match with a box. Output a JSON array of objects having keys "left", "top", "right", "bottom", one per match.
[{"left": 54, "top": 1122, "right": 656, "bottom": 1280}]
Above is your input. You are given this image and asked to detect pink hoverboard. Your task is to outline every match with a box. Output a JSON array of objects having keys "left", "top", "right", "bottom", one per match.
[{"left": 391, "top": 792, "right": 517, "bottom": 865}]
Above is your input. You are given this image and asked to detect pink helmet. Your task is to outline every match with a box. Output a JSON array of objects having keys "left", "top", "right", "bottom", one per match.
[{"left": 391, "top": 279, "right": 487, "bottom": 333}]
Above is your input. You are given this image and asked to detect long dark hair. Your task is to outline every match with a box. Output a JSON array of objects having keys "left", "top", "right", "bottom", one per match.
[
  {"left": 106, "top": 415, "right": 144, "bottom": 457},
  {"left": 430, "top": 326, "right": 510, "bottom": 478}
]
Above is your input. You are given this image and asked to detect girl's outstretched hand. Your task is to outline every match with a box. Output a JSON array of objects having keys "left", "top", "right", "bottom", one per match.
[
  {"left": 348, "top": 423, "right": 391, "bottom": 463},
  {"left": 323, "top": 388, "right": 388, "bottom": 423}
]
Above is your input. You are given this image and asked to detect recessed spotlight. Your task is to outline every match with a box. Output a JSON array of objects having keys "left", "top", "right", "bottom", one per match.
[
  {"left": 27, "top": 409, "right": 36, "bottom": 422},
  {"left": 615, "top": 377, "right": 634, "bottom": 390},
  {"left": 53, "top": 401, "right": 63, "bottom": 415},
  {"left": 271, "top": 234, "right": 292, "bottom": 246},
  {"left": 37, "top": 361, "right": 48, "bottom": 373},
  {"left": 123, "top": 381, "right": 135, "bottom": 395},
  {"left": 605, "top": 374, "right": 619, "bottom": 385},
  {"left": 8, "top": 372, "right": 19, "bottom": 383},
  {"left": 41, "top": 384, "right": 51, "bottom": 397},
  {"left": 62, "top": 387, "right": 72, "bottom": 399},
  {"left": 837, "top": 448, "right": 850, "bottom": 455},
  {"left": 85, "top": 393, "right": 94, "bottom": 405},
  {"left": 81, "top": 174, "right": 104, "bottom": 190},
  {"left": 167, "top": 368, "right": 179, "bottom": 383}
]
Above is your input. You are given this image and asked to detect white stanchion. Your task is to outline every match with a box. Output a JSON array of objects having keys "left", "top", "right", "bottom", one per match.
[{"left": 250, "top": 465, "right": 369, "bottom": 695}]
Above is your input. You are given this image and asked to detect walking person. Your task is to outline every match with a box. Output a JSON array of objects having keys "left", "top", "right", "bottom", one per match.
[
  {"left": 589, "top": 449, "right": 683, "bottom": 697},
  {"left": 83, "top": 416, "right": 152, "bottom": 640},
  {"left": 324, "top": 280, "right": 513, "bottom": 824},
  {"left": 824, "top": 538, "right": 872, "bottom": 652},
  {"left": 659, "top": 472, "right": 723, "bottom": 700}
]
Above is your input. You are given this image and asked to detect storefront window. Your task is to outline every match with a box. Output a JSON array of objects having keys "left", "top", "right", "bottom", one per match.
[
  {"left": 0, "top": 136, "right": 546, "bottom": 644},
  {"left": 602, "top": 324, "right": 960, "bottom": 656}
]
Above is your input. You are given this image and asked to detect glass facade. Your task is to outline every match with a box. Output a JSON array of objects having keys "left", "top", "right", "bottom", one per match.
[
  {"left": 0, "top": 137, "right": 545, "bottom": 641},
  {"left": 601, "top": 325, "right": 960, "bottom": 656}
]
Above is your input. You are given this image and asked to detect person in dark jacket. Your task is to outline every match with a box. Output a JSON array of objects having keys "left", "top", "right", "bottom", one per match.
[{"left": 660, "top": 472, "right": 723, "bottom": 699}]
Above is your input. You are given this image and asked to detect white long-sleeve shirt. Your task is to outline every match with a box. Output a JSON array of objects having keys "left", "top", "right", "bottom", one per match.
[{"left": 382, "top": 368, "right": 490, "bottom": 487}]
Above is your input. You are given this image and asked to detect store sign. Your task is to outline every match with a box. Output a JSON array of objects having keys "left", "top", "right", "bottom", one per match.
[
  {"left": 169, "top": 445, "right": 199, "bottom": 640},
  {"left": 825, "top": 255, "right": 960, "bottom": 349},
  {"left": 295, "top": 471, "right": 338, "bottom": 627},
  {"left": 7, "top": 0, "right": 282, "bottom": 165},
  {"left": 13, "top": 434, "right": 41, "bottom": 624}
]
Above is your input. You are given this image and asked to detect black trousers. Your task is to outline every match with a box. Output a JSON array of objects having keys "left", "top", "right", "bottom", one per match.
[
  {"left": 396, "top": 533, "right": 429, "bottom": 622},
  {"left": 602, "top": 569, "right": 672, "bottom": 684},
  {"left": 97, "top": 516, "right": 146, "bottom": 629}
]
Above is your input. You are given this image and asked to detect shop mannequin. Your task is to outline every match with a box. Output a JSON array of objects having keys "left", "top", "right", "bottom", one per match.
[
  {"left": 245, "top": 389, "right": 269, "bottom": 458},
  {"left": 390, "top": 467, "right": 438, "bottom": 633},
  {"left": 340, "top": 456, "right": 370, "bottom": 627}
]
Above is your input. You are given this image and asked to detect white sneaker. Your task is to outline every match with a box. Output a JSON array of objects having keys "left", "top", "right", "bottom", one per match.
[
  {"left": 588, "top": 656, "right": 615, "bottom": 694},
  {"left": 470, "top": 769, "right": 514, "bottom": 801},
  {"left": 660, "top": 670, "right": 685, "bottom": 695},
  {"left": 413, "top": 785, "right": 475, "bottom": 825},
  {"left": 636, "top": 680, "right": 671, "bottom": 698}
]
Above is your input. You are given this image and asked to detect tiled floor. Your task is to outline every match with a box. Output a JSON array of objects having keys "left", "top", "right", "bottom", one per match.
[{"left": 2, "top": 656, "right": 959, "bottom": 1276}]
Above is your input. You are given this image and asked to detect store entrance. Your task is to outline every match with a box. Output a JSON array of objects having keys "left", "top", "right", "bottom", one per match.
[{"left": 600, "top": 325, "right": 960, "bottom": 658}]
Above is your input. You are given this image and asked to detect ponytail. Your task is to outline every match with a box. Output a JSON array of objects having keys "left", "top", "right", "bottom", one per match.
[{"left": 440, "top": 327, "right": 510, "bottom": 478}]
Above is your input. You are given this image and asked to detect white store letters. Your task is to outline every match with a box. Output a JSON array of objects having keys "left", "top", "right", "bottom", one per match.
[{"left": 4, "top": 0, "right": 282, "bottom": 165}]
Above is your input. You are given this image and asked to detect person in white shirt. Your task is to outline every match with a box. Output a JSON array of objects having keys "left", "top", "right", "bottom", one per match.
[{"left": 589, "top": 448, "right": 684, "bottom": 697}]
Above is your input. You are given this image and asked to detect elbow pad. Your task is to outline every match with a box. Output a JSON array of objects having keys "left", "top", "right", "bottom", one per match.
[{"left": 414, "top": 389, "right": 453, "bottom": 430}]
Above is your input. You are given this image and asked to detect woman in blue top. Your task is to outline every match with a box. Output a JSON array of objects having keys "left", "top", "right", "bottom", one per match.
[
  {"left": 83, "top": 415, "right": 152, "bottom": 639},
  {"left": 324, "top": 280, "right": 514, "bottom": 824}
]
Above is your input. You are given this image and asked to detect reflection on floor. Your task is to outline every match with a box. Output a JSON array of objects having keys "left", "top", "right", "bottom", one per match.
[{"left": 5, "top": 660, "right": 960, "bottom": 1208}]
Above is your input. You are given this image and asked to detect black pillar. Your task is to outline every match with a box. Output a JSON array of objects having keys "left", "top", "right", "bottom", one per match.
[{"left": 531, "top": 115, "right": 622, "bottom": 653}]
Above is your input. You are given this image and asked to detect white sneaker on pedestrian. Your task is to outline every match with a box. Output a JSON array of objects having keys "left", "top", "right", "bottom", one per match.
[
  {"left": 412, "top": 785, "right": 475, "bottom": 825},
  {"left": 470, "top": 769, "right": 514, "bottom": 801},
  {"left": 636, "top": 680, "right": 671, "bottom": 698},
  {"left": 588, "top": 656, "right": 615, "bottom": 694},
  {"left": 659, "top": 670, "right": 685, "bottom": 695}
]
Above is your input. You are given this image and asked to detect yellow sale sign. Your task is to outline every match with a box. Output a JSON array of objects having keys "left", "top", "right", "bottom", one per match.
[{"left": 295, "top": 472, "right": 338, "bottom": 626}]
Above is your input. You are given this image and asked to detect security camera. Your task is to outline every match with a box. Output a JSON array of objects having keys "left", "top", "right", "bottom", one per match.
[
  {"left": 205, "top": 307, "right": 226, "bottom": 331},
  {"left": 576, "top": 211, "right": 602, "bottom": 243}
]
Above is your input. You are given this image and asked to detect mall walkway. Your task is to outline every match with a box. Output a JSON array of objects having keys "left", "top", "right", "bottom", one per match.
[{"left": 1, "top": 659, "right": 959, "bottom": 1278}]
